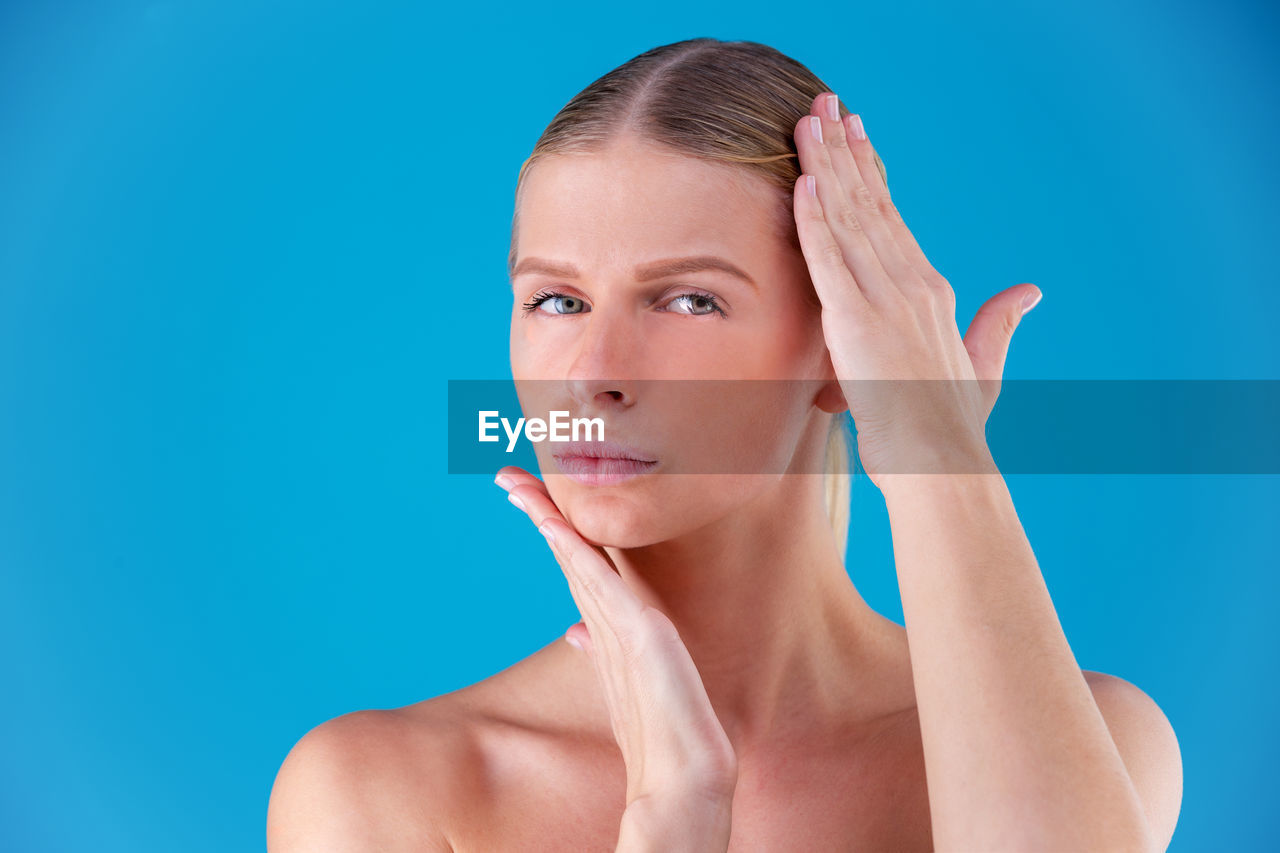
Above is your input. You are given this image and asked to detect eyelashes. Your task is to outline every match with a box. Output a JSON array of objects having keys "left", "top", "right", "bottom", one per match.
[
  {"left": 521, "top": 289, "right": 584, "bottom": 316},
  {"left": 520, "top": 289, "right": 728, "bottom": 318}
]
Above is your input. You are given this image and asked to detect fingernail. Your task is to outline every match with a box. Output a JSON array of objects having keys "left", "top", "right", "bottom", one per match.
[
  {"left": 508, "top": 492, "right": 526, "bottom": 511},
  {"left": 538, "top": 521, "right": 557, "bottom": 544},
  {"left": 825, "top": 93, "right": 839, "bottom": 121},
  {"left": 809, "top": 115, "right": 823, "bottom": 144},
  {"left": 1021, "top": 289, "right": 1043, "bottom": 316},
  {"left": 805, "top": 174, "right": 816, "bottom": 197},
  {"left": 848, "top": 114, "right": 866, "bottom": 141},
  {"left": 495, "top": 474, "right": 514, "bottom": 491},
  {"left": 565, "top": 634, "right": 583, "bottom": 651}
]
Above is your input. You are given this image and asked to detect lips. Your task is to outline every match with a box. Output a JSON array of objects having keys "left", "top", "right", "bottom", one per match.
[
  {"left": 552, "top": 440, "right": 656, "bottom": 462},
  {"left": 551, "top": 439, "right": 658, "bottom": 486}
]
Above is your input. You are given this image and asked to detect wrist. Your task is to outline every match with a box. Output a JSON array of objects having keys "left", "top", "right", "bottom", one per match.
[
  {"left": 616, "top": 789, "right": 734, "bottom": 853},
  {"left": 877, "top": 460, "right": 1013, "bottom": 517},
  {"left": 863, "top": 428, "right": 999, "bottom": 483}
]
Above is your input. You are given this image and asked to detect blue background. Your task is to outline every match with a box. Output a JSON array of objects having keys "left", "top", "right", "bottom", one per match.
[{"left": 2, "top": 1, "right": 1276, "bottom": 849}]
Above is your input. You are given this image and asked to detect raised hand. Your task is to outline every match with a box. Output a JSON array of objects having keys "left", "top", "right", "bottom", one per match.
[
  {"left": 792, "top": 92, "right": 1041, "bottom": 485},
  {"left": 495, "top": 466, "right": 737, "bottom": 851}
]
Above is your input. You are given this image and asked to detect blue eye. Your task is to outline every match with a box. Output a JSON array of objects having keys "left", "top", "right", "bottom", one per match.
[
  {"left": 520, "top": 289, "right": 727, "bottom": 318},
  {"left": 521, "top": 291, "right": 588, "bottom": 315},
  {"left": 663, "top": 292, "right": 726, "bottom": 317}
]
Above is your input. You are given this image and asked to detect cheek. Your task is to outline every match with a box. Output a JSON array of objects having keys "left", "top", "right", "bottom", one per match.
[
  {"left": 701, "top": 296, "right": 826, "bottom": 378},
  {"left": 509, "top": 319, "right": 558, "bottom": 375},
  {"left": 643, "top": 384, "right": 813, "bottom": 479}
]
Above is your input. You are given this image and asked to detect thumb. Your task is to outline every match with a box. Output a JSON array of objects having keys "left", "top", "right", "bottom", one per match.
[
  {"left": 963, "top": 284, "right": 1041, "bottom": 380},
  {"left": 565, "top": 621, "right": 593, "bottom": 655},
  {"left": 962, "top": 284, "right": 1041, "bottom": 415}
]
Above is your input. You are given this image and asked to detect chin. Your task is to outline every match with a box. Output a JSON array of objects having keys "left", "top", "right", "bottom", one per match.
[
  {"left": 546, "top": 473, "right": 748, "bottom": 550},
  {"left": 550, "top": 483, "right": 663, "bottom": 549}
]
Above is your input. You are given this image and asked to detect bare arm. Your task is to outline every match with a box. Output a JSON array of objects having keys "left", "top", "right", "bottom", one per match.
[
  {"left": 882, "top": 470, "right": 1181, "bottom": 850},
  {"left": 790, "top": 88, "right": 1183, "bottom": 850}
]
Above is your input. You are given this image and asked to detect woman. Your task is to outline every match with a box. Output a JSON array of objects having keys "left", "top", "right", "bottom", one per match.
[{"left": 267, "top": 38, "right": 1182, "bottom": 851}]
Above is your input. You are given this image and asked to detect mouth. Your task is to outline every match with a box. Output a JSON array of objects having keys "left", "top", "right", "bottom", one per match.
[{"left": 551, "top": 440, "right": 659, "bottom": 486}]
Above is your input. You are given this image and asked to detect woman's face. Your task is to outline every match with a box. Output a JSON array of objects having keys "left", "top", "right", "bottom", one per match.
[{"left": 509, "top": 133, "right": 844, "bottom": 547}]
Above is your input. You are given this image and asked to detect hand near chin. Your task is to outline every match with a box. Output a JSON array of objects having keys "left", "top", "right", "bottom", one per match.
[
  {"left": 793, "top": 93, "right": 1041, "bottom": 486},
  {"left": 495, "top": 466, "right": 737, "bottom": 851}
]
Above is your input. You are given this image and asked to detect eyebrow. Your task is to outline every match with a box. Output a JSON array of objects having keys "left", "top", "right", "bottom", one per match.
[{"left": 510, "top": 256, "right": 757, "bottom": 290}]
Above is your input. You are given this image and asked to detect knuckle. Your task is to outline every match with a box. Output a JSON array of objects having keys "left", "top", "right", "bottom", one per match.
[
  {"left": 852, "top": 183, "right": 878, "bottom": 211},
  {"left": 876, "top": 196, "right": 902, "bottom": 223},
  {"left": 999, "top": 310, "right": 1019, "bottom": 339},
  {"left": 924, "top": 270, "right": 951, "bottom": 289},
  {"left": 924, "top": 293, "right": 956, "bottom": 327},
  {"left": 872, "top": 151, "right": 889, "bottom": 187},
  {"left": 975, "top": 304, "right": 1017, "bottom": 339},
  {"left": 834, "top": 204, "right": 864, "bottom": 234},
  {"left": 826, "top": 119, "right": 848, "bottom": 149},
  {"left": 927, "top": 275, "right": 956, "bottom": 305},
  {"left": 819, "top": 241, "right": 847, "bottom": 267},
  {"left": 576, "top": 568, "right": 603, "bottom": 600},
  {"left": 818, "top": 140, "right": 836, "bottom": 170}
]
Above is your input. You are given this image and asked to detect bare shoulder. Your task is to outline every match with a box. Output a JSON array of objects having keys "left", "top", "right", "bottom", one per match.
[
  {"left": 1082, "top": 669, "right": 1184, "bottom": 851},
  {"left": 267, "top": 640, "right": 601, "bottom": 853},
  {"left": 266, "top": 699, "right": 481, "bottom": 852}
]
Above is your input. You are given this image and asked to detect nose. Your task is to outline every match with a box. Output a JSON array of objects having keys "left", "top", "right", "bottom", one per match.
[
  {"left": 565, "top": 305, "right": 638, "bottom": 411},
  {"left": 566, "top": 378, "right": 635, "bottom": 413}
]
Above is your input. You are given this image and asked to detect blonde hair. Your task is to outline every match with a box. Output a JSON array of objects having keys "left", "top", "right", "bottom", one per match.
[{"left": 509, "top": 38, "right": 886, "bottom": 557}]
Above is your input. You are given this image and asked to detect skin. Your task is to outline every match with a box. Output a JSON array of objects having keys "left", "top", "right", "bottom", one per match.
[{"left": 266, "top": 93, "right": 1184, "bottom": 852}]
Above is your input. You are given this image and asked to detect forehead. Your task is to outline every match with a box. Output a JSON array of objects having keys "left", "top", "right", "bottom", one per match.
[{"left": 515, "top": 137, "right": 784, "bottom": 269}]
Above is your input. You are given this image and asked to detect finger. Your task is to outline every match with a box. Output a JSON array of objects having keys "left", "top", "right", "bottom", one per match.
[
  {"left": 502, "top": 480, "right": 592, "bottom": 611},
  {"left": 792, "top": 171, "right": 873, "bottom": 317},
  {"left": 799, "top": 95, "right": 921, "bottom": 300},
  {"left": 565, "top": 620, "right": 593, "bottom": 655},
  {"left": 538, "top": 516, "right": 645, "bottom": 622},
  {"left": 494, "top": 466, "right": 548, "bottom": 496},
  {"left": 507, "top": 484, "right": 642, "bottom": 627},
  {"left": 504, "top": 487, "right": 636, "bottom": 707},
  {"left": 504, "top": 481, "right": 583, "bottom": 557},
  {"left": 841, "top": 113, "right": 946, "bottom": 294},
  {"left": 537, "top": 519, "right": 642, "bottom": 733},
  {"left": 500, "top": 478, "right": 612, "bottom": 638},
  {"left": 812, "top": 94, "right": 920, "bottom": 291},
  {"left": 794, "top": 109, "right": 898, "bottom": 306},
  {"left": 962, "top": 284, "right": 1040, "bottom": 414}
]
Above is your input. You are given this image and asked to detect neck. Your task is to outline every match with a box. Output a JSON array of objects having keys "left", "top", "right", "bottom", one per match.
[{"left": 602, "top": 472, "right": 913, "bottom": 755}]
